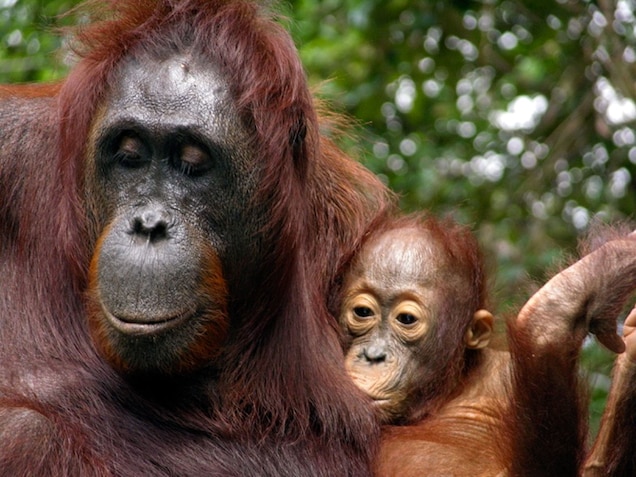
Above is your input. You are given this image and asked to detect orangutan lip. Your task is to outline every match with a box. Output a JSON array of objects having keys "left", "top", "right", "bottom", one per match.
[{"left": 104, "top": 308, "right": 194, "bottom": 335}]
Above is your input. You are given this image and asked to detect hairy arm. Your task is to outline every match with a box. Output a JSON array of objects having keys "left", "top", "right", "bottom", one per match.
[
  {"left": 0, "top": 84, "right": 59, "bottom": 163},
  {"left": 0, "top": 87, "right": 60, "bottom": 250},
  {"left": 503, "top": 234, "right": 636, "bottom": 477},
  {"left": 516, "top": 235, "right": 636, "bottom": 352}
]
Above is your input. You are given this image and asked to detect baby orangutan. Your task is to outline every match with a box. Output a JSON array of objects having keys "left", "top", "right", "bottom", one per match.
[
  {"left": 338, "top": 216, "right": 636, "bottom": 476},
  {"left": 338, "top": 213, "right": 494, "bottom": 424}
]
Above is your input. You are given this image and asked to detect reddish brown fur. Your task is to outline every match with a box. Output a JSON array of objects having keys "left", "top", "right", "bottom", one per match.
[
  {"left": 0, "top": 1, "right": 392, "bottom": 475},
  {"left": 501, "top": 324, "right": 588, "bottom": 476}
]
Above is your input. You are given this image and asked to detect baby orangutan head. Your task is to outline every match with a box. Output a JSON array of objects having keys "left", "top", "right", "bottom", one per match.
[{"left": 339, "top": 215, "right": 493, "bottom": 423}]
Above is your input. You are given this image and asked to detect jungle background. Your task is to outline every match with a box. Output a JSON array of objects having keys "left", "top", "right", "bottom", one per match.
[{"left": 2, "top": 0, "right": 635, "bottom": 435}]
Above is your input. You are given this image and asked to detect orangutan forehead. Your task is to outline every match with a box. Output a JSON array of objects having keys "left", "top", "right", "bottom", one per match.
[
  {"left": 356, "top": 227, "right": 448, "bottom": 286},
  {"left": 109, "top": 55, "right": 230, "bottom": 115}
]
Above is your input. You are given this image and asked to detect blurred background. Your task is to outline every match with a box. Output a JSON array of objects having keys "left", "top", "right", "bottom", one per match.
[{"left": 2, "top": 0, "right": 635, "bottom": 435}]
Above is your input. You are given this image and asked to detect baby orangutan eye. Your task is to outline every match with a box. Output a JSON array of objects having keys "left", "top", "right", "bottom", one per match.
[
  {"left": 354, "top": 306, "right": 374, "bottom": 318},
  {"left": 396, "top": 313, "right": 417, "bottom": 326}
]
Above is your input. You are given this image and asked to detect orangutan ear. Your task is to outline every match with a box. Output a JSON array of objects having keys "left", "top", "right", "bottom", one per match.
[{"left": 465, "top": 309, "right": 494, "bottom": 350}]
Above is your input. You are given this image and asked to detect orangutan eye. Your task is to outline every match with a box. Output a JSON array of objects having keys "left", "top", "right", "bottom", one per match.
[
  {"left": 113, "top": 133, "right": 148, "bottom": 168},
  {"left": 354, "top": 306, "right": 374, "bottom": 318},
  {"left": 396, "top": 313, "right": 417, "bottom": 326},
  {"left": 177, "top": 143, "right": 212, "bottom": 176}
]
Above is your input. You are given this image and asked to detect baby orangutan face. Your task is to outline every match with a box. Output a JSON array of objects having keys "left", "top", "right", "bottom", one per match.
[{"left": 340, "top": 225, "right": 492, "bottom": 423}]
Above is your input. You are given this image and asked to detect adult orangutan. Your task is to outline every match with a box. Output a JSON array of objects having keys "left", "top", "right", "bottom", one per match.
[
  {"left": 336, "top": 215, "right": 636, "bottom": 476},
  {"left": 0, "top": 1, "right": 392, "bottom": 475}
]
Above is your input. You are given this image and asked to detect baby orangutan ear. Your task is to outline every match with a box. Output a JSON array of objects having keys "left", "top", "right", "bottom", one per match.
[{"left": 464, "top": 309, "right": 494, "bottom": 349}]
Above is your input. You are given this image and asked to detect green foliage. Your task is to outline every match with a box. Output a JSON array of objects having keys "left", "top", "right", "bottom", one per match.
[
  {"left": 0, "top": 1, "right": 76, "bottom": 83},
  {"left": 295, "top": 0, "right": 632, "bottom": 263},
  {"left": 3, "top": 0, "right": 635, "bottom": 438},
  {"left": 284, "top": 1, "right": 636, "bottom": 424}
]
